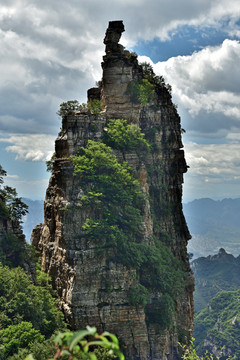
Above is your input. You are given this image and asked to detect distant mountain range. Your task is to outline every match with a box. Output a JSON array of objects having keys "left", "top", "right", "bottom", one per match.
[
  {"left": 183, "top": 198, "right": 240, "bottom": 259},
  {"left": 22, "top": 198, "right": 44, "bottom": 242}
]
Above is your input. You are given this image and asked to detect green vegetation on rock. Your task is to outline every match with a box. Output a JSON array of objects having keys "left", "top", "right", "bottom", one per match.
[
  {"left": 138, "top": 79, "right": 155, "bottom": 106},
  {"left": 56, "top": 100, "right": 88, "bottom": 118},
  {"left": 88, "top": 99, "right": 103, "bottom": 117},
  {"left": 73, "top": 139, "right": 144, "bottom": 248},
  {"left": 140, "top": 62, "right": 166, "bottom": 86},
  {"left": 103, "top": 118, "right": 150, "bottom": 155},
  {"left": 56, "top": 100, "right": 81, "bottom": 117},
  {"left": 127, "top": 78, "right": 154, "bottom": 106},
  {"left": 73, "top": 120, "right": 186, "bottom": 331}
]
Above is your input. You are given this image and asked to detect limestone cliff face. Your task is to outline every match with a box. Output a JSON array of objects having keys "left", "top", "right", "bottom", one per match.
[{"left": 32, "top": 21, "right": 194, "bottom": 360}]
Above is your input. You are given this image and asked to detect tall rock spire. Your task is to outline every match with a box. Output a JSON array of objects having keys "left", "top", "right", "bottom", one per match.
[{"left": 32, "top": 21, "right": 194, "bottom": 360}]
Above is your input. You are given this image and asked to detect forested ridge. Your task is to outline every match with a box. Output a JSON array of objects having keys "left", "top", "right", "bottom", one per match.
[{"left": 0, "top": 165, "right": 66, "bottom": 359}]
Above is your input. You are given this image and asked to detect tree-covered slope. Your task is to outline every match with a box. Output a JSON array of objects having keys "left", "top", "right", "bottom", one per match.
[
  {"left": 192, "top": 248, "right": 240, "bottom": 313},
  {"left": 0, "top": 165, "right": 65, "bottom": 359},
  {"left": 194, "top": 289, "right": 240, "bottom": 359},
  {"left": 0, "top": 265, "right": 65, "bottom": 359}
]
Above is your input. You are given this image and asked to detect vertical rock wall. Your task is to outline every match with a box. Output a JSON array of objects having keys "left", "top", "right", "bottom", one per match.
[{"left": 32, "top": 21, "right": 194, "bottom": 360}]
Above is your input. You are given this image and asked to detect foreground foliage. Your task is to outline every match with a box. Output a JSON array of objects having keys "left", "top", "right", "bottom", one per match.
[
  {"left": 180, "top": 339, "right": 233, "bottom": 360},
  {"left": 0, "top": 264, "right": 65, "bottom": 358},
  {"left": 50, "top": 326, "right": 124, "bottom": 360}
]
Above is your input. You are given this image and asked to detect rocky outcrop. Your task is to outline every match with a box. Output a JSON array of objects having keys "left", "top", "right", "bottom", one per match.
[{"left": 32, "top": 21, "right": 194, "bottom": 360}]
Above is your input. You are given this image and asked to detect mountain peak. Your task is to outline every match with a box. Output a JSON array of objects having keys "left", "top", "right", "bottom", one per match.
[{"left": 31, "top": 21, "right": 193, "bottom": 360}]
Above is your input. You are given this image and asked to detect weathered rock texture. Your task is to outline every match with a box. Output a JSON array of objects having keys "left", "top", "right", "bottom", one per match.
[{"left": 32, "top": 21, "right": 194, "bottom": 360}]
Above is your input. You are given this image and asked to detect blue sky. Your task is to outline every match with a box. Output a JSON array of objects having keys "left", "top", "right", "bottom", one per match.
[{"left": 0, "top": 0, "right": 240, "bottom": 202}]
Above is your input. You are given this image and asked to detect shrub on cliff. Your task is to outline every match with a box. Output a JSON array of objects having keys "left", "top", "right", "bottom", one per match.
[
  {"left": 103, "top": 118, "right": 149, "bottom": 155},
  {"left": 73, "top": 140, "right": 144, "bottom": 246},
  {"left": 127, "top": 78, "right": 154, "bottom": 105},
  {"left": 56, "top": 100, "right": 80, "bottom": 117},
  {"left": 88, "top": 99, "right": 103, "bottom": 116},
  {"left": 140, "top": 62, "right": 172, "bottom": 92},
  {"left": 138, "top": 79, "right": 155, "bottom": 106}
]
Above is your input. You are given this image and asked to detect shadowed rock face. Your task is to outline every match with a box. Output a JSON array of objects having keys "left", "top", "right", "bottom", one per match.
[
  {"left": 104, "top": 20, "right": 125, "bottom": 53},
  {"left": 32, "top": 21, "right": 194, "bottom": 360}
]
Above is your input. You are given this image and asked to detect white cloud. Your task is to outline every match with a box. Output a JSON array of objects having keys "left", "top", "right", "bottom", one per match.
[
  {"left": 0, "top": 0, "right": 239, "bottom": 137},
  {"left": 6, "top": 174, "right": 19, "bottom": 179},
  {"left": 183, "top": 141, "right": 240, "bottom": 200},
  {"left": 0, "top": 134, "right": 55, "bottom": 162},
  {"left": 4, "top": 176, "right": 50, "bottom": 200},
  {"left": 184, "top": 142, "right": 240, "bottom": 179},
  {"left": 1, "top": 0, "right": 240, "bottom": 200},
  {"left": 150, "top": 39, "right": 240, "bottom": 138}
]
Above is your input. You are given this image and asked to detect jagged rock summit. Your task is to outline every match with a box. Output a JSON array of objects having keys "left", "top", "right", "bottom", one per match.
[{"left": 32, "top": 21, "right": 194, "bottom": 360}]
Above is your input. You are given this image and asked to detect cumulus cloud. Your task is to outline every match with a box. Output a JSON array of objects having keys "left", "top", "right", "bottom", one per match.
[
  {"left": 1, "top": 0, "right": 240, "bottom": 137},
  {"left": 0, "top": 134, "right": 55, "bottom": 161},
  {"left": 1, "top": 0, "right": 240, "bottom": 200},
  {"left": 149, "top": 39, "right": 240, "bottom": 139},
  {"left": 182, "top": 141, "right": 240, "bottom": 200},
  {"left": 184, "top": 142, "right": 240, "bottom": 180}
]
